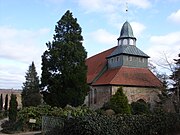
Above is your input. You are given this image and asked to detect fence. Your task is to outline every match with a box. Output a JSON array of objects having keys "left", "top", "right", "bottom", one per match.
[{"left": 41, "top": 116, "right": 64, "bottom": 135}]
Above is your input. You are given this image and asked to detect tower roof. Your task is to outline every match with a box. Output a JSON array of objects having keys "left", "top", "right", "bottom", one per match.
[
  {"left": 107, "top": 45, "right": 149, "bottom": 58},
  {"left": 119, "top": 21, "right": 135, "bottom": 38}
]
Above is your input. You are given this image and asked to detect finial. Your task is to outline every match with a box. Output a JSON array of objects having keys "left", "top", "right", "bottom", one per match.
[
  {"left": 126, "top": 1, "right": 128, "bottom": 21},
  {"left": 126, "top": 2, "right": 128, "bottom": 12}
]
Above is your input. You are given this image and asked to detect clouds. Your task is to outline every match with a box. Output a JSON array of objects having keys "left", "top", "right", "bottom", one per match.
[
  {"left": 78, "top": 0, "right": 151, "bottom": 13},
  {"left": 88, "top": 21, "right": 146, "bottom": 45},
  {"left": 128, "top": 0, "right": 151, "bottom": 9},
  {"left": 0, "top": 26, "right": 50, "bottom": 89},
  {"left": 1, "top": 0, "right": 180, "bottom": 89},
  {"left": 146, "top": 32, "right": 180, "bottom": 68},
  {"left": 146, "top": 8, "right": 180, "bottom": 66},
  {"left": 89, "top": 29, "right": 117, "bottom": 45},
  {"left": 0, "top": 26, "right": 49, "bottom": 63},
  {"left": 168, "top": 9, "right": 180, "bottom": 24},
  {"left": 130, "top": 22, "right": 146, "bottom": 37}
]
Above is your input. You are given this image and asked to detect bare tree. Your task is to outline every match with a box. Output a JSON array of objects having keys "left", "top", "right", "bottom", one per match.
[{"left": 153, "top": 52, "right": 180, "bottom": 113}]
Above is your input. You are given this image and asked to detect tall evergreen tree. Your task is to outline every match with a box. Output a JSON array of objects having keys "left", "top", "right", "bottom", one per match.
[
  {"left": 0, "top": 94, "right": 3, "bottom": 111},
  {"left": 170, "top": 53, "right": 180, "bottom": 112},
  {"left": 4, "top": 94, "right": 8, "bottom": 116},
  {"left": 22, "top": 62, "right": 41, "bottom": 107},
  {"left": 9, "top": 94, "right": 18, "bottom": 122},
  {"left": 41, "top": 10, "right": 88, "bottom": 107},
  {"left": 4, "top": 94, "right": 8, "bottom": 111}
]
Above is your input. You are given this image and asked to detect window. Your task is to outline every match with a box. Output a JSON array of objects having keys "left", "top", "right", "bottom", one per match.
[
  {"left": 139, "top": 57, "right": 144, "bottom": 62},
  {"left": 129, "top": 39, "right": 134, "bottom": 45},
  {"left": 127, "top": 56, "right": 132, "bottom": 61},
  {"left": 111, "top": 58, "right": 114, "bottom": 63},
  {"left": 123, "top": 39, "right": 128, "bottom": 45},
  {"left": 116, "top": 56, "right": 119, "bottom": 62}
]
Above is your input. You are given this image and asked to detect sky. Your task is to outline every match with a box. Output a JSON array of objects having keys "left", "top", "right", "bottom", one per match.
[{"left": 0, "top": 0, "right": 180, "bottom": 89}]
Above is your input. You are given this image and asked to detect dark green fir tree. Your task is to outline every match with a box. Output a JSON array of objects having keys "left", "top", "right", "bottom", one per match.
[
  {"left": 0, "top": 94, "right": 3, "bottom": 111},
  {"left": 170, "top": 53, "right": 180, "bottom": 113},
  {"left": 9, "top": 94, "right": 18, "bottom": 122},
  {"left": 4, "top": 94, "right": 8, "bottom": 116},
  {"left": 109, "top": 87, "right": 131, "bottom": 114},
  {"left": 4, "top": 94, "right": 8, "bottom": 111},
  {"left": 41, "top": 10, "right": 88, "bottom": 107},
  {"left": 22, "top": 62, "right": 41, "bottom": 107}
]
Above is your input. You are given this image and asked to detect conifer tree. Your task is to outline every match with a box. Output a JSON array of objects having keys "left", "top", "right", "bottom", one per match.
[
  {"left": 4, "top": 94, "right": 8, "bottom": 116},
  {"left": 109, "top": 87, "right": 131, "bottom": 114},
  {"left": 0, "top": 94, "right": 3, "bottom": 111},
  {"left": 4, "top": 94, "right": 8, "bottom": 111},
  {"left": 9, "top": 94, "right": 18, "bottom": 122},
  {"left": 22, "top": 62, "right": 41, "bottom": 107},
  {"left": 170, "top": 53, "right": 180, "bottom": 112},
  {"left": 41, "top": 10, "right": 88, "bottom": 107}
]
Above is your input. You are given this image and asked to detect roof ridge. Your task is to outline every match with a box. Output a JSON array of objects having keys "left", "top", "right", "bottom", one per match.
[{"left": 87, "top": 46, "right": 117, "bottom": 60}]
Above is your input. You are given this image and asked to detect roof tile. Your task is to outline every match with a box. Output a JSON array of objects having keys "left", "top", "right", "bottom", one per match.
[
  {"left": 93, "top": 67, "right": 162, "bottom": 87},
  {"left": 86, "top": 46, "right": 117, "bottom": 83}
]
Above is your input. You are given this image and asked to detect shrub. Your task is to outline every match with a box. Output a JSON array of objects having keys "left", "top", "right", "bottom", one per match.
[
  {"left": 9, "top": 94, "right": 18, "bottom": 122},
  {"left": 52, "top": 114, "right": 116, "bottom": 135},
  {"left": 49, "top": 113, "right": 180, "bottom": 135},
  {"left": 8, "top": 105, "right": 93, "bottom": 132},
  {"left": 109, "top": 87, "right": 131, "bottom": 114},
  {"left": 131, "top": 99, "right": 150, "bottom": 115}
]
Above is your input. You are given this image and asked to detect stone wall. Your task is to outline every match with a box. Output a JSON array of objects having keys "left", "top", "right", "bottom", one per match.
[
  {"left": 88, "top": 86, "right": 111, "bottom": 110},
  {"left": 88, "top": 86, "right": 161, "bottom": 109},
  {"left": 0, "top": 89, "right": 22, "bottom": 109},
  {"left": 112, "top": 86, "right": 161, "bottom": 109}
]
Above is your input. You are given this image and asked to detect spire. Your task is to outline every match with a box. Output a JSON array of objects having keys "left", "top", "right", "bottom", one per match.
[
  {"left": 117, "top": 21, "right": 136, "bottom": 46},
  {"left": 120, "top": 21, "right": 135, "bottom": 38}
]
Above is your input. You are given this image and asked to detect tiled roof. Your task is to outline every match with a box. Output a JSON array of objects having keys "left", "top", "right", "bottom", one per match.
[
  {"left": 92, "top": 67, "right": 162, "bottom": 87},
  {"left": 86, "top": 46, "right": 117, "bottom": 84},
  {"left": 107, "top": 45, "right": 149, "bottom": 58}
]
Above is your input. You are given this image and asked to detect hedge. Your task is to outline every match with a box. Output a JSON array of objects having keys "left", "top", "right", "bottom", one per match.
[{"left": 48, "top": 113, "right": 180, "bottom": 135}]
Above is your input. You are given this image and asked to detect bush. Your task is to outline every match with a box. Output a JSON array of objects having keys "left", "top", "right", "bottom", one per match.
[
  {"left": 9, "top": 94, "right": 18, "bottom": 122},
  {"left": 3, "top": 105, "right": 94, "bottom": 132},
  {"left": 49, "top": 113, "right": 180, "bottom": 135},
  {"left": 109, "top": 87, "right": 131, "bottom": 114},
  {"left": 131, "top": 99, "right": 150, "bottom": 115},
  {"left": 48, "top": 114, "right": 116, "bottom": 135}
]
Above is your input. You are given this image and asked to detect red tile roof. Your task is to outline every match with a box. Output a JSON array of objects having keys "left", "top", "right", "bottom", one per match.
[
  {"left": 86, "top": 46, "right": 117, "bottom": 84},
  {"left": 92, "top": 67, "right": 162, "bottom": 87},
  {"left": 86, "top": 46, "right": 162, "bottom": 88}
]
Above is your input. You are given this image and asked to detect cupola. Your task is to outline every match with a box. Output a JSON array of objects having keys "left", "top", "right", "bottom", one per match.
[{"left": 117, "top": 21, "right": 136, "bottom": 46}]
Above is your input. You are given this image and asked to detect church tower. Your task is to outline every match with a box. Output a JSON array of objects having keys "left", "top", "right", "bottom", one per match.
[{"left": 107, "top": 21, "right": 149, "bottom": 69}]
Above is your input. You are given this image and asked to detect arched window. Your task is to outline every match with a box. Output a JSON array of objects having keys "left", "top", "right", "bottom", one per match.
[
  {"left": 94, "top": 89, "right": 97, "bottom": 104},
  {"left": 130, "top": 39, "right": 134, "bottom": 45},
  {"left": 123, "top": 39, "right": 128, "bottom": 45}
]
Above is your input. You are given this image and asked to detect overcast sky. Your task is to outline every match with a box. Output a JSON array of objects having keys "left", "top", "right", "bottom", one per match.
[{"left": 0, "top": 0, "right": 180, "bottom": 89}]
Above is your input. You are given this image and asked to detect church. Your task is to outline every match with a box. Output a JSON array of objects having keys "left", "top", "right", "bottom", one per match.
[{"left": 85, "top": 21, "right": 162, "bottom": 109}]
